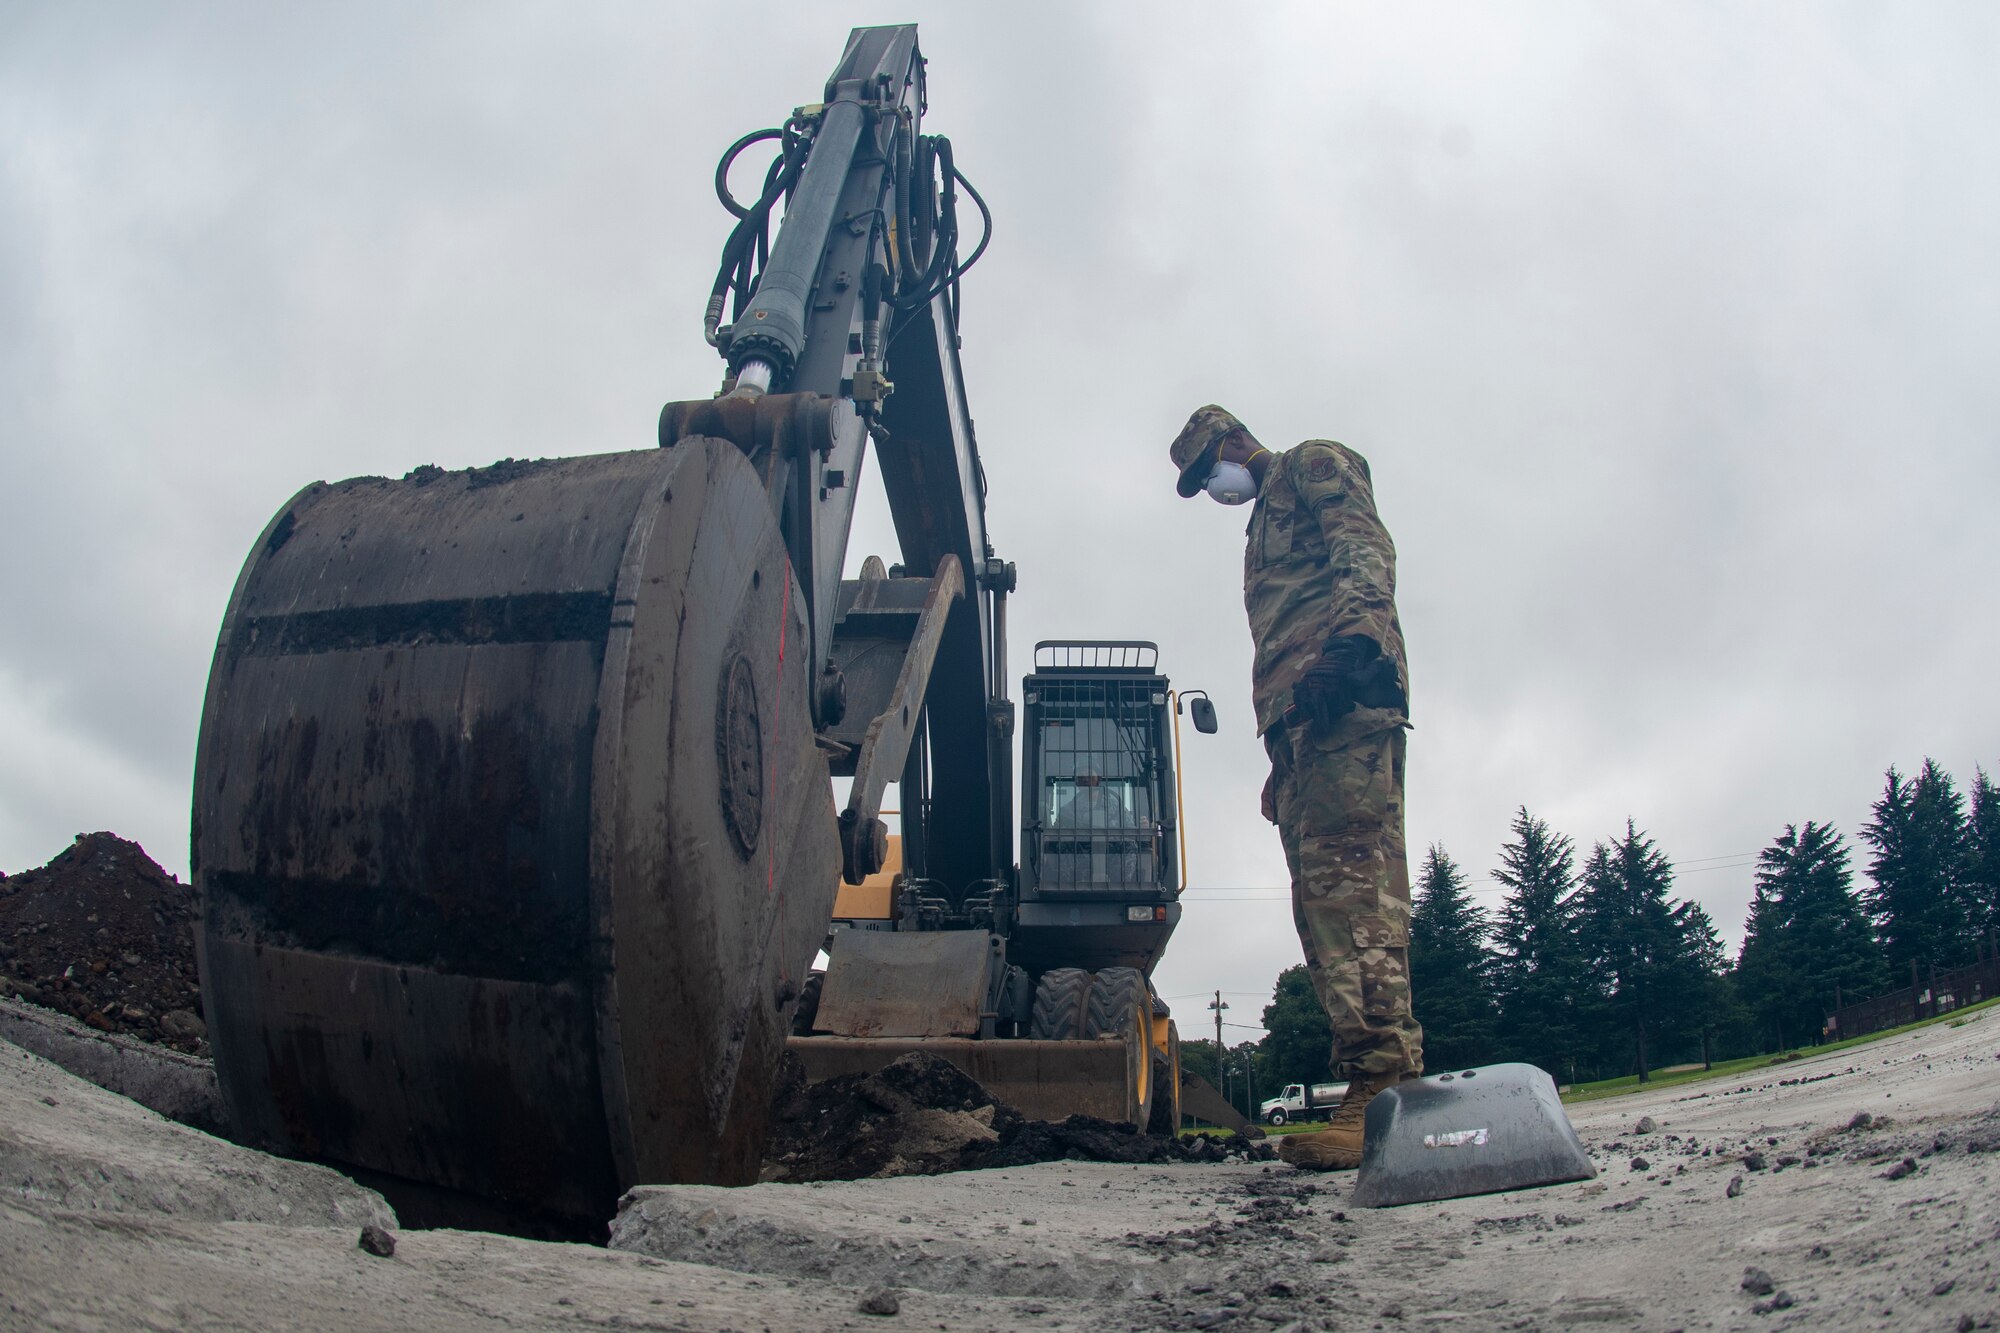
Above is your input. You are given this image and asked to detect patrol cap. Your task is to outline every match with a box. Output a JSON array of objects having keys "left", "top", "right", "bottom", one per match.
[{"left": 1170, "top": 405, "right": 1253, "bottom": 497}]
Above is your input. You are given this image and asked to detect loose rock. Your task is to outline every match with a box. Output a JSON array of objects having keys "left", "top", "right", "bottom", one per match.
[
  {"left": 1633, "top": 1116, "right": 1658, "bottom": 1134},
  {"left": 1741, "top": 1267, "right": 1776, "bottom": 1296},
  {"left": 160, "top": 1009, "right": 206, "bottom": 1041},
  {"left": 1726, "top": 1175, "right": 1744, "bottom": 1198},
  {"left": 857, "top": 1287, "right": 900, "bottom": 1316},
  {"left": 358, "top": 1225, "right": 396, "bottom": 1258}
]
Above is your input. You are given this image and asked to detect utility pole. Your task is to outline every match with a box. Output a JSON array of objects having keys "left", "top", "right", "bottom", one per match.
[{"left": 1209, "top": 991, "right": 1228, "bottom": 1095}]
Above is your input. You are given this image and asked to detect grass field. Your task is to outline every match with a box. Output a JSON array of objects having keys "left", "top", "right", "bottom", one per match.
[
  {"left": 1197, "top": 995, "right": 1999, "bottom": 1135},
  {"left": 1559, "top": 995, "right": 1997, "bottom": 1104}
]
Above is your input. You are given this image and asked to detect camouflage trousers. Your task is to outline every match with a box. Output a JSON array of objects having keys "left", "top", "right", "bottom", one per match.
[{"left": 1265, "top": 721, "right": 1424, "bottom": 1079}]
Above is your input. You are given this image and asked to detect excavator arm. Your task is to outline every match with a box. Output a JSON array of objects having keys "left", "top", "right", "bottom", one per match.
[{"left": 661, "top": 23, "right": 1011, "bottom": 900}]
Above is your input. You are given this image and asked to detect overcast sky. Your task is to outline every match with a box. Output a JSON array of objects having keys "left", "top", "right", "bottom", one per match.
[{"left": 4, "top": 3, "right": 1996, "bottom": 1039}]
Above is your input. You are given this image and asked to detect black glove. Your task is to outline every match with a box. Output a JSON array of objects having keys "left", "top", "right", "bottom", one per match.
[{"left": 1289, "top": 634, "right": 1406, "bottom": 731}]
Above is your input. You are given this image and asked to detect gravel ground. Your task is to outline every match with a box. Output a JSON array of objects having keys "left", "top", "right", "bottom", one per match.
[{"left": 4, "top": 1009, "right": 1998, "bottom": 1330}]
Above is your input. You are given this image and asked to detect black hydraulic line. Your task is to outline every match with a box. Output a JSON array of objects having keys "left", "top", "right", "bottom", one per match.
[
  {"left": 724, "top": 99, "right": 870, "bottom": 383},
  {"left": 887, "top": 140, "right": 990, "bottom": 317},
  {"left": 950, "top": 165, "right": 992, "bottom": 279},
  {"left": 894, "top": 137, "right": 956, "bottom": 309},
  {"left": 704, "top": 124, "right": 810, "bottom": 345},
  {"left": 714, "top": 127, "right": 783, "bottom": 220},
  {"left": 891, "top": 120, "right": 925, "bottom": 288}
]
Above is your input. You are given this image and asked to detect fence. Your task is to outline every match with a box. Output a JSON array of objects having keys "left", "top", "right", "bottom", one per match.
[{"left": 1825, "top": 933, "right": 2000, "bottom": 1042}]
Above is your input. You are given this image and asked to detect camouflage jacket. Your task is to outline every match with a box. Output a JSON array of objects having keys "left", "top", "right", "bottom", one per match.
[{"left": 1243, "top": 440, "right": 1408, "bottom": 741}]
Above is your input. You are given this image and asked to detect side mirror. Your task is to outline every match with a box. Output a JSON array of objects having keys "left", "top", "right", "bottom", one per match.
[{"left": 1190, "top": 696, "right": 1218, "bottom": 735}]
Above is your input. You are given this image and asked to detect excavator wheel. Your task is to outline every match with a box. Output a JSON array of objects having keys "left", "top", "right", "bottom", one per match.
[
  {"left": 1083, "top": 966, "right": 1154, "bottom": 1128},
  {"left": 1147, "top": 1015, "right": 1182, "bottom": 1137},
  {"left": 192, "top": 440, "right": 839, "bottom": 1222},
  {"left": 1028, "top": 967, "right": 1092, "bottom": 1040}
]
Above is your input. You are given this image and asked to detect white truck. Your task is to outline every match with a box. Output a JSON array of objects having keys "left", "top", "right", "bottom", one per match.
[{"left": 1259, "top": 1081, "right": 1346, "bottom": 1125}]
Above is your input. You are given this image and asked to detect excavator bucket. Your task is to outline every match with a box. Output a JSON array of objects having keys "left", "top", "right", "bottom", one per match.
[
  {"left": 1349, "top": 1063, "right": 1597, "bottom": 1208},
  {"left": 193, "top": 441, "right": 839, "bottom": 1222}
]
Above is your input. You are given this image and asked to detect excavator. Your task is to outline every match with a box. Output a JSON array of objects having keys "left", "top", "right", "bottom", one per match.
[{"left": 190, "top": 24, "right": 1231, "bottom": 1227}]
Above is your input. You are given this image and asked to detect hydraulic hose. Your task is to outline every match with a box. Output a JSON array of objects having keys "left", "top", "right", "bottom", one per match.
[
  {"left": 723, "top": 99, "right": 869, "bottom": 383},
  {"left": 703, "top": 120, "right": 810, "bottom": 347},
  {"left": 714, "top": 127, "right": 784, "bottom": 220}
]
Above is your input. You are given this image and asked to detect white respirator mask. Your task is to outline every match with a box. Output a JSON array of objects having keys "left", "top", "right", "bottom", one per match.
[{"left": 1205, "top": 460, "right": 1258, "bottom": 505}]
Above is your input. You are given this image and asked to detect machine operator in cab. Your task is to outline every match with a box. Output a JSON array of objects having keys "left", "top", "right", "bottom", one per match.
[{"left": 1169, "top": 405, "right": 1424, "bottom": 1170}]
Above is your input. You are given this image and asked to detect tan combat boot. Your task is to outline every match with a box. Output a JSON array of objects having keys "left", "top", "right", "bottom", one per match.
[{"left": 1276, "top": 1072, "right": 1403, "bottom": 1171}]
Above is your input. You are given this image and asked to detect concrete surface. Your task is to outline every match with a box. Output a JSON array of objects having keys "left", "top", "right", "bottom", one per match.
[
  {"left": 0, "top": 994, "right": 226, "bottom": 1133},
  {"left": 4, "top": 1011, "right": 1999, "bottom": 1331},
  {"left": 0, "top": 1038, "right": 385, "bottom": 1229}
]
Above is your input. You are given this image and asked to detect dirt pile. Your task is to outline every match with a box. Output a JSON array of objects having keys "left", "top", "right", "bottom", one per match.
[
  {"left": 763, "top": 1051, "right": 1273, "bottom": 1182},
  {"left": 0, "top": 833, "right": 206, "bottom": 1053}
]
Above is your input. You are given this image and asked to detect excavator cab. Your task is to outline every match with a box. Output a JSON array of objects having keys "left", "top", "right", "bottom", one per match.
[{"left": 1012, "top": 641, "right": 1182, "bottom": 977}]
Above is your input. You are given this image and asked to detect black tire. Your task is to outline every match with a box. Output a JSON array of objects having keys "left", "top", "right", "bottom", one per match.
[
  {"left": 789, "top": 971, "right": 824, "bottom": 1037},
  {"left": 1267, "top": 1106, "right": 1287, "bottom": 1127},
  {"left": 1146, "top": 1022, "right": 1182, "bottom": 1137},
  {"left": 1029, "top": 968, "right": 1092, "bottom": 1040},
  {"left": 1084, "top": 967, "right": 1148, "bottom": 1042},
  {"left": 1086, "top": 967, "right": 1153, "bottom": 1127}
]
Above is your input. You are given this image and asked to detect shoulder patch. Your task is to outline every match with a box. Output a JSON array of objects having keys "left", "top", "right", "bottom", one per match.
[{"left": 1306, "top": 454, "right": 1339, "bottom": 482}]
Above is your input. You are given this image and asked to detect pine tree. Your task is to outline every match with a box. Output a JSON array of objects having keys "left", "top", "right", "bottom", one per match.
[
  {"left": 1967, "top": 768, "right": 2000, "bottom": 939},
  {"left": 1776, "top": 822, "right": 1886, "bottom": 1033},
  {"left": 1490, "top": 808, "right": 1587, "bottom": 1083},
  {"left": 1573, "top": 822, "right": 1695, "bottom": 1082},
  {"left": 1861, "top": 760, "right": 1974, "bottom": 974},
  {"left": 1736, "top": 822, "right": 1885, "bottom": 1050},
  {"left": 1676, "top": 901, "right": 1736, "bottom": 1068},
  {"left": 1259, "top": 964, "right": 1333, "bottom": 1090},
  {"left": 1735, "top": 879, "right": 1802, "bottom": 1049},
  {"left": 1409, "top": 844, "right": 1498, "bottom": 1071}
]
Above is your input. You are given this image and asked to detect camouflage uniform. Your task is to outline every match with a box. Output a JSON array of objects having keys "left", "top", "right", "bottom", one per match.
[{"left": 1244, "top": 436, "right": 1423, "bottom": 1081}]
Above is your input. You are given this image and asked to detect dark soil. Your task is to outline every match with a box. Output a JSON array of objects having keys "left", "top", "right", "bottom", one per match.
[
  {"left": 765, "top": 1051, "right": 1275, "bottom": 1182},
  {"left": 0, "top": 833, "right": 206, "bottom": 1054}
]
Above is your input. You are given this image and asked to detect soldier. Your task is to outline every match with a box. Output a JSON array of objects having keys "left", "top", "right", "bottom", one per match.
[{"left": 1170, "top": 405, "right": 1424, "bottom": 1170}]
